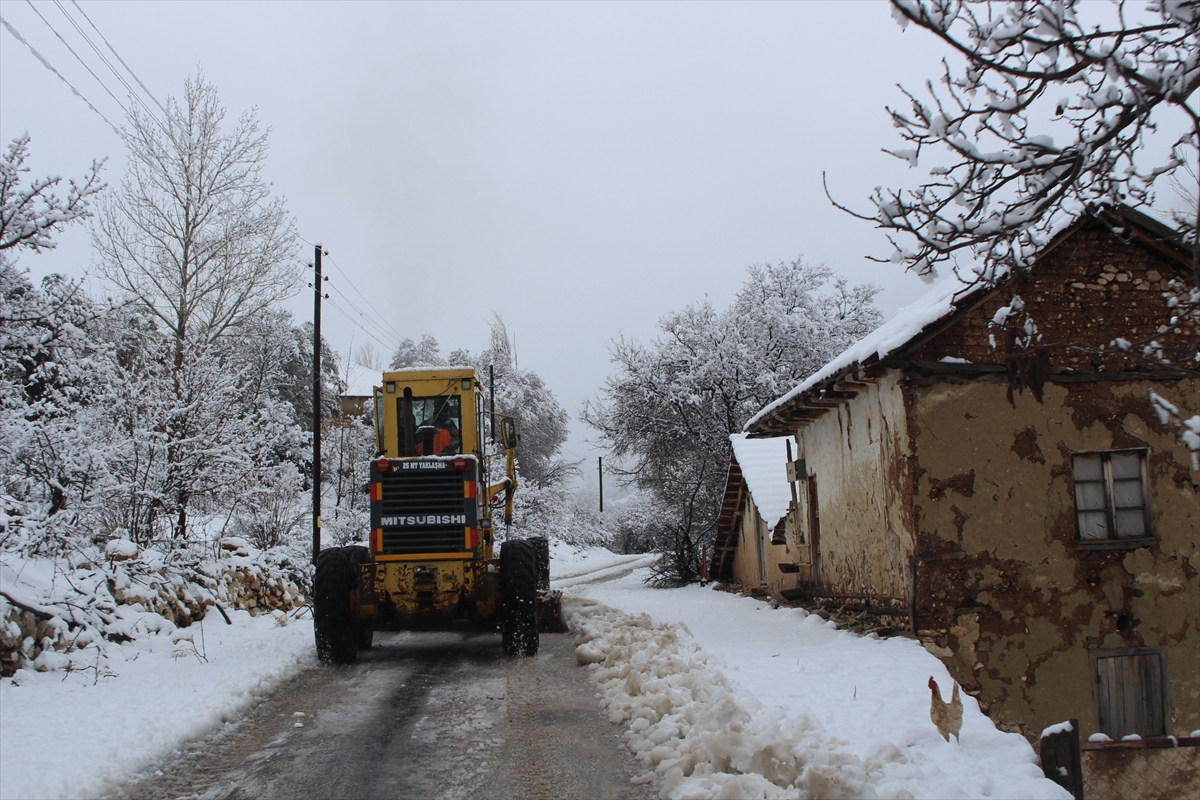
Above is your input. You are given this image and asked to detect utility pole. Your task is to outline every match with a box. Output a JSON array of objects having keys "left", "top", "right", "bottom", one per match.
[
  {"left": 312, "top": 243, "right": 325, "bottom": 564},
  {"left": 598, "top": 456, "right": 603, "bottom": 513},
  {"left": 489, "top": 365, "right": 496, "bottom": 443}
]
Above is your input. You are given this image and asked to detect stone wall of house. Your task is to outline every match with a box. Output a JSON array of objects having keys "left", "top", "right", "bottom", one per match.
[
  {"left": 906, "top": 376, "right": 1199, "bottom": 741},
  {"left": 910, "top": 217, "right": 1197, "bottom": 374}
]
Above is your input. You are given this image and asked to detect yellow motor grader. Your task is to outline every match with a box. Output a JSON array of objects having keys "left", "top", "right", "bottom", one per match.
[{"left": 312, "top": 367, "right": 559, "bottom": 664}]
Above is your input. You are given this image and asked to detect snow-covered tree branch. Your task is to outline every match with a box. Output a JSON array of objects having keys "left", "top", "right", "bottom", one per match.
[
  {"left": 831, "top": 0, "right": 1199, "bottom": 283},
  {"left": 0, "top": 133, "right": 104, "bottom": 254},
  {"left": 93, "top": 72, "right": 299, "bottom": 364}
]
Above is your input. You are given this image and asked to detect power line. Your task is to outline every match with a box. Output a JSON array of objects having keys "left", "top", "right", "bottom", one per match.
[
  {"left": 324, "top": 253, "right": 406, "bottom": 343},
  {"left": 324, "top": 270, "right": 404, "bottom": 347},
  {"left": 68, "top": 0, "right": 166, "bottom": 115},
  {"left": 324, "top": 296, "right": 393, "bottom": 354},
  {"left": 24, "top": 0, "right": 130, "bottom": 120},
  {"left": 324, "top": 280, "right": 399, "bottom": 351},
  {"left": 9, "top": 4, "right": 399, "bottom": 365},
  {"left": 52, "top": 0, "right": 161, "bottom": 128},
  {"left": 307, "top": 261, "right": 381, "bottom": 345},
  {"left": 0, "top": 14, "right": 121, "bottom": 136}
]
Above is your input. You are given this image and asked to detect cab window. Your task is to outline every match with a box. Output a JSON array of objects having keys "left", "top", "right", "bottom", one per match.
[{"left": 399, "top": 395, "right": 462, "bottom": 456}]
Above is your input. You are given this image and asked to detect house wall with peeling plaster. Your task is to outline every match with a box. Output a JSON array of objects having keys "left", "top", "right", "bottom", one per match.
[{"left": 908, "top": 377, "right": 1199, "bottom": 740}]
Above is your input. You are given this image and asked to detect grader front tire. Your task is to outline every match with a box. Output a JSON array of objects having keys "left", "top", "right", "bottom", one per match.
[
  {"left": 500, "top": 539, "right": 539, "bottom": 657},
  {"left": 314, "top": 547, "right": 359, "bottom": 665}
]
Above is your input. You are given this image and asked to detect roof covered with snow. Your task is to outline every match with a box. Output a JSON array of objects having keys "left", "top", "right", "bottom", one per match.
[
  {"left": 744, "top": 280, "right": 977, "bottom": 432},
  {"left": 729, "top": 433, "right": 795, "bottom": 528},
  {"left": 744, "top": 204, "right": 1194, "bottom": 435}
]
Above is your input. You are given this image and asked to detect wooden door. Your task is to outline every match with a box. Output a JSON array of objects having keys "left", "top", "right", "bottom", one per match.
[
  {"left": 1091, "top": 648, "right": 1168, "bottom": 739},
  {"left": 807, "top": 477, "right": 821, "bottom": 589}
]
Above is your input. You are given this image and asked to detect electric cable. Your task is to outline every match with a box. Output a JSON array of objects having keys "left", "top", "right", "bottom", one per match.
[
  {"left": 53, "top": 0, "right": 162, "bottom": 129},
  {"left": 69, "top": 0, "right": 166, "bottom": 115},
  {"left": 324, "top": 253, "right": 406, "bottom": 343},
  {"left": 324, "top": 296, "right": 392, "bottom": 354},
  {"left": 324, "top": 281, "right": 400, "bottom": 351},
  {"left": 24, "top": 0, "right": 130, "bottom": 120},
  {"left": 0, "top": 14, "right": 121, "bottom": 136}
]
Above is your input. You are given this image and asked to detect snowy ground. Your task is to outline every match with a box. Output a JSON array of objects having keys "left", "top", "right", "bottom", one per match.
[
  {"left": 553, "top": 552, "right": 1069, "bottom": 800},
  {"left": 1, "top": 542, "right": 1068, "bottom": 800},
  {"left": 0, "top": 593, "right": 315, "bottom": 800}
]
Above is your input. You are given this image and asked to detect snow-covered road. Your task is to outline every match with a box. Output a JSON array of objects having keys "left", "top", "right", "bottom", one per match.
[
  {"left": 1, "top": 541, "right": 1070, "bottom": 799},
  {"left": 109, "top": 630, "right": 648, "bottom": 800}
]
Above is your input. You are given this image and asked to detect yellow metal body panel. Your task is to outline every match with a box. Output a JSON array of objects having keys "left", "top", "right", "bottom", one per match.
[
  {"left": 374, "top": 553, "right": 466, "bottom": 562},
  {"left": 357, "top": 558, "right": 501, "bottom": 630}
]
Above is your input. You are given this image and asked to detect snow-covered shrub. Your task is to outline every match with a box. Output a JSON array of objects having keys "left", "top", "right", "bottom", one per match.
[
  {"left": 603, "top": 489, "right": 667, "bottom": 555},
  {"left": 321, "top": 504, "right": 368, "bottom": 548},
  {"left": 228, "top": 464, "right": 308, "bottom": 551},
  {"left": 319, "top": 410, "right": 375, "bottom": 548},
  {"left": 500, "top": 479, "right": 608, "bottom": 549}
]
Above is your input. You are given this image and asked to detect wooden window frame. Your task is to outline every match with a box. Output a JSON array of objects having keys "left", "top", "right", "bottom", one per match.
[
  {"left": 805, "top": 476, "right": 821, "bottom": 588},
  {"left": 755, "top": 510, "right": 768, "bottom": 583},
  {"left": 1089, "top": 647, "right": 1170, "bottom": 740},
  {"left": 1071, "top": 449, "right": 1154, "bottom": 551}
]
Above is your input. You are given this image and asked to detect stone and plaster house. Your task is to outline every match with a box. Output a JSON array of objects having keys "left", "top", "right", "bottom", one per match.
[{"left": 712, "top": 206, "right": 1198, "bottom": 758}]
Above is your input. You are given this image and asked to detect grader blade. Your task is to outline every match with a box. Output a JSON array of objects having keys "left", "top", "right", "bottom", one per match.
[{"left": 537, "top": 589, "right": 567, "bottom": 632}]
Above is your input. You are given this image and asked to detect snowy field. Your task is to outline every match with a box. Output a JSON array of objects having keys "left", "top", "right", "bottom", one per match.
[
  {"left": 0, "top": 602, "right": 315, "bottom": 800},
  {"left": 554, "top": 551, "right": 1069, "bottom": 800}
]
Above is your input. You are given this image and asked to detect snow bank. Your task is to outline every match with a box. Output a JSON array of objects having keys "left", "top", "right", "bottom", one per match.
[
  {"left": 0, "top": 541, "right": 309, "bottom": 680},
  {"left": 0, "top": 544, "right": 317, "bottom": 799},
  {"left": 565, "top": 571, "right": 1068, "bottom": 800},
  {"left": 0, "top": 608, "right": 314, "bottom": 799}
]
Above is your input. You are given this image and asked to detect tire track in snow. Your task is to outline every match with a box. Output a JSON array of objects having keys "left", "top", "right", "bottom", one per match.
[{"left": 551, "top": 554, "right": 658, "bottom": 589}]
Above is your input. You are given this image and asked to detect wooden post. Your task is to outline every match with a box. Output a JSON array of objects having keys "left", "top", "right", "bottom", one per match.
[
  {"left": 312, "top": 243, "right": 324, "bottom": 564},
  {"left": 1040, "top": 719, "right": 1084, "bottom": 800}
]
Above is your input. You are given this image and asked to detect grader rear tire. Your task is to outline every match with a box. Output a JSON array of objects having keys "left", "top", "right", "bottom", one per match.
[
  {"left": 314, "top": 547, "right": 358, "bottom": 664},
  {"left": 500, "top": 539, "right": 539, "bottom": 657},
  {"left": 530, "top": 536, "right": 550, "bottom": 591}
]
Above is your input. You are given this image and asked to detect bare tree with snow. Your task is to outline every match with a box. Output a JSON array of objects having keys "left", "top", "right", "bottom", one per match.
[
  {"left": 583, "top": 259, "right": 881, "bottom": 585},
  {"left": 92, "top": 73, "right": 301, "bottom": 539},
  {"left": 93, "top": 72, "right": 298, "bottom": 370}
]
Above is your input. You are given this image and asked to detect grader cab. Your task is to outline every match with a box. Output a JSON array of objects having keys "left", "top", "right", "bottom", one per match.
[{"left": 312, "top": 367, "right": 558, "bottom": 664}]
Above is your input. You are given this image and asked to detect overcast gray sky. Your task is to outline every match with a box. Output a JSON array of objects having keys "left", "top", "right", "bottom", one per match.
[{"left": 2, "top": 0, "right": 954, "bottom": 469}]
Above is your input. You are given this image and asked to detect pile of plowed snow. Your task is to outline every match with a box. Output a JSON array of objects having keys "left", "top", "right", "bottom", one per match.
[{"left": 563, "top": 593, "right": 1067, "bottom": 800}]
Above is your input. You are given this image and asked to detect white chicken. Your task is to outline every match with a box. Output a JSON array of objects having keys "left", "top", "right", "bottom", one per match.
[{"left": 928, "top": 676, "right": 963, "bottom": 742}]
